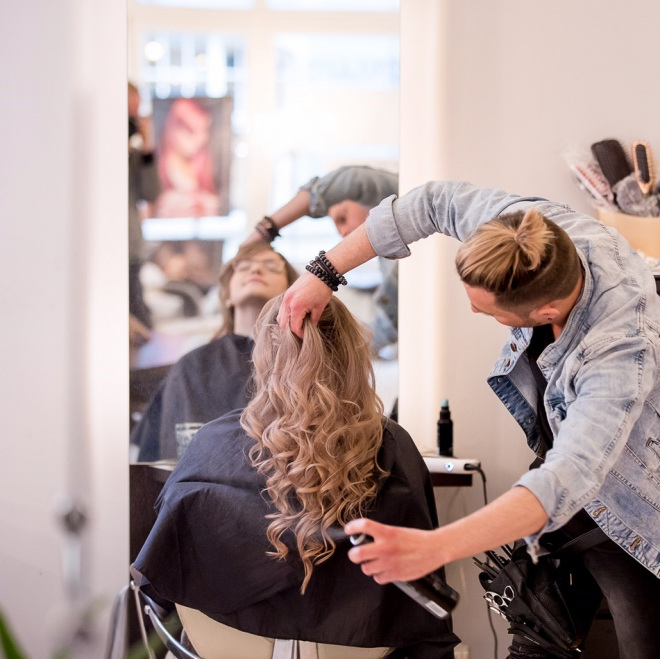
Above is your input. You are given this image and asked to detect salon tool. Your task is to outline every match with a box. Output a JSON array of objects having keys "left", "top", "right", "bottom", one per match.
[
  {"left": 632, "top": 141, "right": 655, "bottom": 196},
  {"left": 423, "top": 456, "right": 481, "bottom": 474},
  {"left": 349, "top": 534, "right": 460, "bottom": 619},
  {"left": 590, "top": 139, "right": 633, "bottom": 188},
  {"left": 566, "top": 160, "right": 614, "bottom": 206},
  {"left": 437, "top": 399, "right": 453, "bottom": 456}
]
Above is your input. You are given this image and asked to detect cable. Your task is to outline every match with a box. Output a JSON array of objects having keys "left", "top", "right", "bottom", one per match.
[
  {"left": 486, "top": 605, "right": 499, "bottom": 659},
  {"left": 470, "top": 465, "right": 488, "bottom": 505},
  {"left": 470, "top": 465, "right": 499, "bottom": 659}
]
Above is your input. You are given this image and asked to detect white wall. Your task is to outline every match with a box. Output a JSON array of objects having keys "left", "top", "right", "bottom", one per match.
[
  {"left": 0, "top": 1, "right": 128, "bottom": 656},
  {"left": 399, "top": 1, "right": 660, "bottom": 656}
]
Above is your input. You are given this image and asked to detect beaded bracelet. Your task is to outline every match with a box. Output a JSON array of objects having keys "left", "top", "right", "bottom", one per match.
[
  {"left": 305, "top": 251, "right": 347, "bottom": 291},
  {"left": 317, "top": 250, "right": 347, "bottom": 286},
  {"left": 255, "top": 222, "right": 271, "bottom": 242},
  {"left": 305, "top": 263, "right": 338, "bottom": 291},
  {"left": 312, "top": 259, "right": 340, "bottom": 288},
  {"left": 255, "top": 215, "right": 281, "bottom": 243}
]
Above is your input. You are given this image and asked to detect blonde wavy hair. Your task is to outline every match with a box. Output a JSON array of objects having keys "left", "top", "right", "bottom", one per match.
[
  {"left": 455, "top": 207, "right": 581, "bottom": 311},
  {"left": 240, "top": 295, "right": 385, "bottom": 592}
]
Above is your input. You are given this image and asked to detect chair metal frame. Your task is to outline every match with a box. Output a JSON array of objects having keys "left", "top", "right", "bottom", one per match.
[{"left": 130, "top": 580, "right": 201, "bottom": 659}]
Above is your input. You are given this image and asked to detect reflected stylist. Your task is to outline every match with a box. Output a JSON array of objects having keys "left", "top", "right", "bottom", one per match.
[{"left": 279, "top": 180, "right": 660, "bottom": 658}]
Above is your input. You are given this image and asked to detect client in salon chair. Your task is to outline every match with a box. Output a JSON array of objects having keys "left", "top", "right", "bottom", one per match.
[
  {"left": 131, "top": 243, "right": 298, "bottom": 462},
  {"left": 132, "top": 295, "right": 459, "bottom": 658}
]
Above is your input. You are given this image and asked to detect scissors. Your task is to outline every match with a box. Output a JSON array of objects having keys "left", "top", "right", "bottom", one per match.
[{"left": 484, "top": 585, "right": 515, "bottom": 618}]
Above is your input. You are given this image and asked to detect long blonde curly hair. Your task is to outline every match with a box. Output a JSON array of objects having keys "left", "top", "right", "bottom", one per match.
[{"left": 240, "top": 295, "right": 385, "bottom": 592}]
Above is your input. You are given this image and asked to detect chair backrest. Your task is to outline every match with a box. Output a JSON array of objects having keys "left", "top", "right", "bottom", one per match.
[
  {"left": 130, "top": 580, "right": 198, "bottom": 659},
  {"left": 176, "top": 605, "right": 393, "bottom": 659}
]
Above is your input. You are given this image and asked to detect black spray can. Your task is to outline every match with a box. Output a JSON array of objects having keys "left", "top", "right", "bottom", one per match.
[
  {"left": 395, "top": 569, "right": 460, "bottom": 618},
  {"left": 349, "top": 534, "right": 459, "bottom": 618},
  {"left": 437, "top": 399, "right": 453, "bottom": 457}
]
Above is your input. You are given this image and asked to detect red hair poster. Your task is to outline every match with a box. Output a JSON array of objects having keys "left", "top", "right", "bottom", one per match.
[{"left": 153, "top": 96, "right": 233, "bottom": 218}]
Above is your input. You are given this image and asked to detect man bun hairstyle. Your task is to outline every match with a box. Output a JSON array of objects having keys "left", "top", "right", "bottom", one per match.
[{"left": 455, "top": 207, "right": 581, "bottom": 311}]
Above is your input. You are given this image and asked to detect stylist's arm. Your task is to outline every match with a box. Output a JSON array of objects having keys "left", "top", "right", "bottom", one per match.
[
  {"left": 345, "top": 486, "right": 548, "bottom": 583},
  {"left": 278, "top": 222, "right": 378, "bottom": 336}
]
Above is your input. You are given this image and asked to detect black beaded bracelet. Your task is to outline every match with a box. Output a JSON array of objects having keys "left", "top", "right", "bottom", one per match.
[
  {"left": 262, "top": 216, "right": 280, "bottom": 241},
  {"left": 305, "top": 251, "right": 347, "bottom": 291},
  {"left": 255, "top": 216, "right": 281, "bottom": 243},
  {"left": 317, "top": 250, "right": 347, "bottom": 286},
  {"left": 306, "top": 263, "right": 338, "bottom": 291},
  {"left": 255, "top": 223, "right": 271, "bottom": 242}
]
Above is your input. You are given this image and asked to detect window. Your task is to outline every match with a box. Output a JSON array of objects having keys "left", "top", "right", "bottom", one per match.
[{"left": 267, "top": 0, "right": 398, "bottom": 12}]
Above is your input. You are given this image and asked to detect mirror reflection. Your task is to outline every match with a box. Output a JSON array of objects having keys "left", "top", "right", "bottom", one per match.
[{"left": 127, "top": 0, "right": 401, "bottom": 466}]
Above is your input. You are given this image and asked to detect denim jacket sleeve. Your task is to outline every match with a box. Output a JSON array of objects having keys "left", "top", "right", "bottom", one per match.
[
  {"left": 300, "top": 166, "right": 399, "bottom": 218},
  {"left": 517, "top": 331, "right": 660, "bottom": 542},
  {"left": 365, "top": 180, "right": 547, "bottom": 257}
]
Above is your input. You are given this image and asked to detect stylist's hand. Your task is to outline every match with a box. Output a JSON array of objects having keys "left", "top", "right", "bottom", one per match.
[
  {"left": 240, "top": 229, "right": 269, "bottom": 248},
  {"left": 278, "top": 272, "right": 332, "bottom": 337},
  {"left": 345, "top": 518, "right": 446, "bottom": 584}
]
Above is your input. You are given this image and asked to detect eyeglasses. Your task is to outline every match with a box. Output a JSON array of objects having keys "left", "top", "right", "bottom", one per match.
[{"left": 233, "top": 257, "right": 286, "bottom": 274}]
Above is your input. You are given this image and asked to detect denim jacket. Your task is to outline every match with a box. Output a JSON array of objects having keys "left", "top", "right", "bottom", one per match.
[{"left": 366, "top": 181, "right": 660, "bottom": 576}]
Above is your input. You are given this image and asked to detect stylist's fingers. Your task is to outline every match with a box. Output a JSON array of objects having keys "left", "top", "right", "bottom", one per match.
[
  {"left": 345, "top": 518, "right": 395, "bottom": 581},
  {"left": 278, "top": 272, "right": 333, "bottom": 337},
  {"left": 345, "top": 518, "right": 388, "bottom": 549},
  {"left": 347, "top": 523, "right": 401, "bottom": 584},
  {"left": 346, "top": 519, "right": 443, "bottom": 583}
]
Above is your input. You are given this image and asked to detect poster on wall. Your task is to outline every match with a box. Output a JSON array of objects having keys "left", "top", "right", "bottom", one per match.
[{"left": 152, "top": 96, "right": 233, "bottom": 219}]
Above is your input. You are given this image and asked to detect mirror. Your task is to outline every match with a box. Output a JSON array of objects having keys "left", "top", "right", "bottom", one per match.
[{"left": 127, "top": 0, "right": 401, "bottom": 468}]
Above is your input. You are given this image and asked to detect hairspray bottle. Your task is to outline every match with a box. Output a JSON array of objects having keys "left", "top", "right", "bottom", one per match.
[{"left": 437, "top": 399, "right": 453, "bottom": 457}]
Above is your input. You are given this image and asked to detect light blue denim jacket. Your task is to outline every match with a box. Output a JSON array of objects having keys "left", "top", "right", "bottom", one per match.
[{"left": 366, "top": 180, "right": 660, "bottom": 576}]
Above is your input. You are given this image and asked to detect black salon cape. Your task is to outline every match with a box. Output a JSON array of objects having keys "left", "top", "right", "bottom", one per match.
[
  {"left": 132, "top": 412, "right": 459, "bottom": 657},
  {"left": 133, "top": 334, "right": 254, "bottom": 461}
]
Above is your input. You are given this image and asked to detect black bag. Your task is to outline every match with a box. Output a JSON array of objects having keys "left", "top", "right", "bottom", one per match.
[{"left": 473, "top": 531, "right": 606, "bottom": 659}]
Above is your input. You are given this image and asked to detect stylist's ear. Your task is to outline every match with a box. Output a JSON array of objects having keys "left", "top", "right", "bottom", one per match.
[{"left": 536, "top": 304, "right": 559, "bottom": 323}]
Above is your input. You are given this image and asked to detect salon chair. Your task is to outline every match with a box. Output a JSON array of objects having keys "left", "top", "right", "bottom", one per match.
[{"left": 130, "top": 581, "right": 392, "bottom": 659}]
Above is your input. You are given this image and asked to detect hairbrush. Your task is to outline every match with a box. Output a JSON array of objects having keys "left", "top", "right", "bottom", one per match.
[
  {"left": 632, "top": 141, "right": 655, "bottom": 196},
  {"left": 591, "top": 139, "right": 633, "bottom": 187}
]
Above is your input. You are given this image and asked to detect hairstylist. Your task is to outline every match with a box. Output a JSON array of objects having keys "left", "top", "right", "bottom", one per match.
[{"left": 278, "top": 180, "right": 660, "bottom": 659}]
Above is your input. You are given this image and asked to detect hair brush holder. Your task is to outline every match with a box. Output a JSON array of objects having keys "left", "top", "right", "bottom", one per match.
[{"left": 597, "top": 208, "right": 660, "bottom": 258}]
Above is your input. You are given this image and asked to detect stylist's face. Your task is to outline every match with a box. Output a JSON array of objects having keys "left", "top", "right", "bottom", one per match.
[
  {"left": 328, "top": 200, "right": 370, "bottom": 237},
  {"left": 464, "top": 284, "right": 546, "bottom": 328}
]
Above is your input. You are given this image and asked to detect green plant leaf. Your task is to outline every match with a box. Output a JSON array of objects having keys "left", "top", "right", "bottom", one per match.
[{"left": 0, "top": 608, "right": 27, "bottom": 659}]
